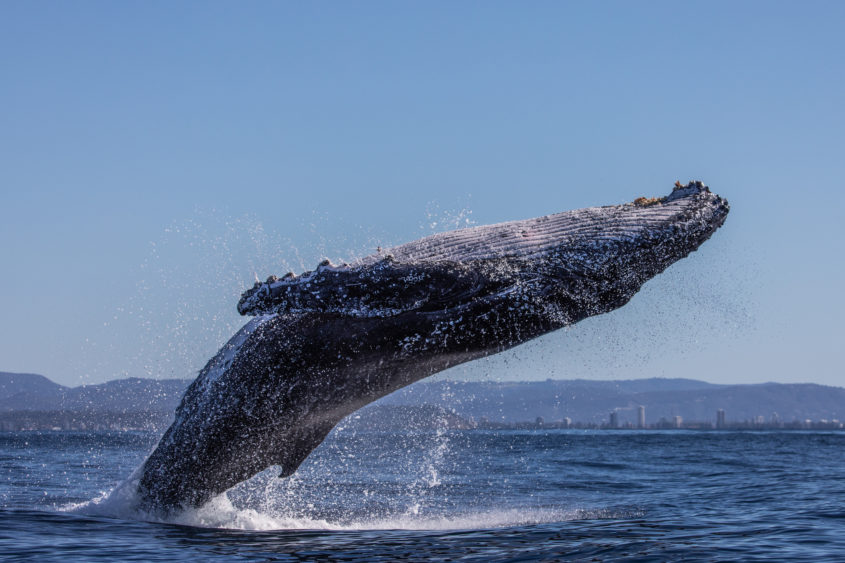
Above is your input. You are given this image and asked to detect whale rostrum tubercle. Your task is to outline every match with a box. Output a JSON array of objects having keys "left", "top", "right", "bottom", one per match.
[{"left": 135, "top": 181, "right": 729, "bottom": 512}]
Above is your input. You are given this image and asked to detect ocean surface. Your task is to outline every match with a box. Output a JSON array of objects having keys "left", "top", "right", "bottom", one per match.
[{"left": 1, "top": 429, "right": 843, "bottom": 561}]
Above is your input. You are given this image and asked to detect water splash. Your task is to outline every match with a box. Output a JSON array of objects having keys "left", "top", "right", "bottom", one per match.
[
  {"left": 70, "top": 481, "right": 636, "bottom": 532},
  {"left": 64, "top": 422, "right": 643, "bottom": 532},
  {"left": 420, "top": 198, "right": 475, "bottom": 235},
  {"left": 74, "top": 198, "right": 477, "bottom": 386}
]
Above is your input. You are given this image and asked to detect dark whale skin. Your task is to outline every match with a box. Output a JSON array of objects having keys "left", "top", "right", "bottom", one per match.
[{"left": 136, "top": 182, "right": 729, "bottom": 512}]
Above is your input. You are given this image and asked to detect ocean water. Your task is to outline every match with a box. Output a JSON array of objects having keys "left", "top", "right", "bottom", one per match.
[{"left": 1, "top": 429, "right": 843, "bottom": 561}]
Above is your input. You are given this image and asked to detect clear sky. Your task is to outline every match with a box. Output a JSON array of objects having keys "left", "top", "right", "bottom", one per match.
[{"left": 1, "top": 1, "right": 843, "bottom": 387}]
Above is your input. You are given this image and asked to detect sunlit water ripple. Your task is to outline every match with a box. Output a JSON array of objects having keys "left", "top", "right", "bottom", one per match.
[{"left": 1, "top": 430, "right": 843, "bottom": 561}]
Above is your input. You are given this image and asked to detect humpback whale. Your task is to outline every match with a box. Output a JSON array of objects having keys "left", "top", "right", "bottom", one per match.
[{"left": 135, "top": 181, "right": 728, "bottom": 512}]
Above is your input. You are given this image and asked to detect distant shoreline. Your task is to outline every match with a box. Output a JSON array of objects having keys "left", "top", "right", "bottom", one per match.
[{"left": 2, "top": 409, "right": 842, "bottom": 433}]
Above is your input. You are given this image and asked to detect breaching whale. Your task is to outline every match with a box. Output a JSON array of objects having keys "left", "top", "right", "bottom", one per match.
[{"left": 135, "top": 181, "right": 729, "bottom": 512}]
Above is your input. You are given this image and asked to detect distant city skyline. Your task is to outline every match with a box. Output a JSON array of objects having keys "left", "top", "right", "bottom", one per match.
[{"left": 2, "top": 2, "right": 843, "bottom": 387}]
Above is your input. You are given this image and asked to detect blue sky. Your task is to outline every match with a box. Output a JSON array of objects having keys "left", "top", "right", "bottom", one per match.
[{"left": 1, "top": 1, "right": 843, "bottom": 387}]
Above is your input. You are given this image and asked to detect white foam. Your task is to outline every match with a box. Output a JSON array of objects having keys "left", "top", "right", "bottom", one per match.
[
  {"left": 173, "top": 500, "right": 639, "bottom": 531},
  {"left": 65, "top": 482, "right": 637, "bottom": 531}
]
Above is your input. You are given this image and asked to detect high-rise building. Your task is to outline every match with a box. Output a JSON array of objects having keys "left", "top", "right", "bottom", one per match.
[
  {"left": 637, "top": 405, "right": 646, "bottom": 429},
  {"left": 716, "top": 409, "right": 726, "bottom": 429},
  {"left": 609, "top": 411, "right": 619, "bottom": 428},
  {"left": 673, "top": 415, "right": 683, "bottom": 428}
]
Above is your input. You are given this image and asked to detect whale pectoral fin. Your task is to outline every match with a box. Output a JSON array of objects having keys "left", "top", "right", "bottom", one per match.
[{"left": 276, "top": 420, "right": 338, "bottom": 479}]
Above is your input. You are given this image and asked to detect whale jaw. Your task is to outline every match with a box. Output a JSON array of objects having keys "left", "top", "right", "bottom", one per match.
[{"left": 136, "top": 182, "right": 728, "bottom": 512}]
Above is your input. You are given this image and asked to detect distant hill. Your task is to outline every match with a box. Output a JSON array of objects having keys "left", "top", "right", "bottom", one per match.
[
  {"left": 53, "top": 377, "right": 191, "bottom": 412},
  {"left": 0, "top": 371, "right": 69, "bottom": 411},
  {"left": 1, "top": 372, "right": 843, "bottom": 427},
  {"left": 0, "top": 372, "right": 191, "bottom": 413},
  {"left": 0, "top": 371, "right": 67, "bottom": 400}
]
